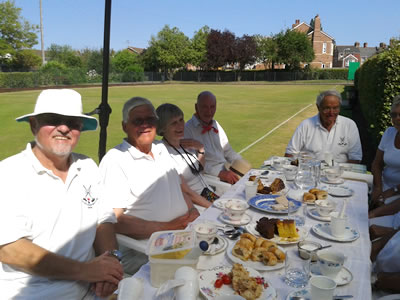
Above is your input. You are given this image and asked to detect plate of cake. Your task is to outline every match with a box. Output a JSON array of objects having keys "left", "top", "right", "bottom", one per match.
[
  {"left": 226, "top": 233, "right": 285, "bottom": 271},
  {"left": 248, "top": 176, "right": 288, "bottom": 195},
  {"left": 245, "top": 218, "right": 308, "bottom": 244},
  {"left": 248, "top": 194, "right": 301, "bottom": 214}
]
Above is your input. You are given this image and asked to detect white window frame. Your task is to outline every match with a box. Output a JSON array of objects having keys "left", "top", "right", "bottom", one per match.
[
  {"left": 322, "top": 42, "right": 327, "bottom": 54},
  {"left": 321, "top": 63, "right": 325, "bottom": 68}
]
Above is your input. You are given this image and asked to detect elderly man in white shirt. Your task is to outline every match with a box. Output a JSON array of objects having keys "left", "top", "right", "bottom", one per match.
[
  {"left": 0, "top": 89, "right": 123, "bottom": 299},
  {"left": 184, "top": 91, "right": 243, "bottom": 184},
  {"left": 285, "top": 90, "right": 362, "bottom": 163},
  {"left": 99, "top": 97, "right": 199, "bottom": 274}
]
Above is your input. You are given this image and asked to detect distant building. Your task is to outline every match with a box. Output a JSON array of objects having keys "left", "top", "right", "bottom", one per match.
[
  {"left": 127, "top": 46, "right": 145, "bottom": 55},
  {"left": 291, "top": 15, "right": 335, "bottom": 69},
  {"left": 333, "top": 42, "right": 382, "bottom": 68}
]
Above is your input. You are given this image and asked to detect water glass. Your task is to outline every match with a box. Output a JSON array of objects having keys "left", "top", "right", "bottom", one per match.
[
  {"left": 309, "top": 159, "right": 321, "bottom": 187},
  {"left": 294, "top": 164, "right": 314, "bottom": 191},
  {"left": 288, "top": 201, "right": 306, "bottom": 226},
  {"left": 285, "top": 249, "right": 310, "bottom": 288}
]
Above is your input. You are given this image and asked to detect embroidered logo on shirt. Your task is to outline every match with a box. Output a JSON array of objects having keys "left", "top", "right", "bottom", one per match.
[
  {"left": 82, "top": 185, "right": 98, "bottom": 208},
  {"left": 338, "top": 136, "right": 347, "bottom": 147}
]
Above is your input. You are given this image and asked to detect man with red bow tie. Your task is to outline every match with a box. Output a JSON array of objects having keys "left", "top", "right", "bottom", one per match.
[{"left": 185, "top": 91, "right": 242, "bottom": 184}]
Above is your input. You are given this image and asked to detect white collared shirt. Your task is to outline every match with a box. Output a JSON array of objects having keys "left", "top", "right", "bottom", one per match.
[
  {"left": 99, "top": 140, "right": 188, "bottom": 221},
  {"left": 285, "top": 114, "right": 362, "bottom": 162},
  {"left": 0, "top": 143, "right": 115, "bottom": 299},
  {"left": 378, "top": 127, "right": 400, "bottom": 191},
  {"left": 184, "top": 115, "right": 242, "bottom": 176}
]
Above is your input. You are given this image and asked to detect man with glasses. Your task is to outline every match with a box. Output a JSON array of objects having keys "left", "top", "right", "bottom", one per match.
[
  {"left": 0, "top": 89, "right": 123, "bottom": 299},
  {"left": 285, "top": 90, "right": 362, "bottom": 163},
  {"left": 99, "top": 97, "right": 199, "bottom": 275}
]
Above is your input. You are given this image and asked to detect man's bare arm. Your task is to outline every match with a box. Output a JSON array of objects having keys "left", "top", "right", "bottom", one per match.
[{"left": 0, "top": 239, "right": 123, "bottom": 285}]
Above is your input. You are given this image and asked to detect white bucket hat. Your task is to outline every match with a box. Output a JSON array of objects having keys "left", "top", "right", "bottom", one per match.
[{"left": 16, "top": 89, "right": 98, "bottom": 131}]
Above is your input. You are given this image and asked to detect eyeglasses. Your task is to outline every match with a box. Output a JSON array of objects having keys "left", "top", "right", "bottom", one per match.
[
  {"left": 321, "top": 107, "right": 340, "bottom": 113},
  {"left": 36, "top": 114, "right": 83, "bottom": 130},
  {"left": 131, "top": 116, "right": 158, "bottom": 127},
  {"left": 390, "top": 112, "right": 400, "bottom": 119}
]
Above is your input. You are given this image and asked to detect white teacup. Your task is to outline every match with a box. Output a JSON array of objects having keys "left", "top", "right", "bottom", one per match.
[
  {"left": 224, "top": 199, "right": 249, "bottom": 221},
  {"left": 174, "top": 266, "right": 199, "bottom": 300},
  {"left": 282, "top": 164, "right": 298, "bottom": 181},
  {"left": 317, "top": 250, "right": 346, "bottom": 279},
  {"left": 315, "top": 200, "right": 336, "bottom": 217},
  {"left": 329, "top": 211, "right": 347, "bottom": 238},
  {"left": 244, "top": 181, "right": 258, "bottom": 200},
  {"left": 272, "top": 156, "right": 288, "bottom": 171},
  {"left": 310, "top": 275, "right": 336, "bottom": 300},
  {"left": 193, "top": 223, "right": 217, "bottom": 243}
]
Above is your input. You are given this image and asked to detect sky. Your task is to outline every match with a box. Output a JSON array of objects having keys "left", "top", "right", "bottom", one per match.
[{"left": 13, "top": 0, "right": 400, "bottom": 52}]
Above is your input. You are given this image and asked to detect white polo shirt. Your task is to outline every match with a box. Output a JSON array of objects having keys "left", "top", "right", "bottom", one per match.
[
  {"left": 0, "top": 143, "right": 116, "bottom": 300},
  {"left": 184, "top": 115, "right": 242, "bottom": 176},
  {"left": 378, "top": 127, "right": 400, "bottom": 191},
  {"left": 99, "top": 140, "right": 188, "bottom": 221},
  {"left": 285, "top": 114, "right": 362, "bottom": 163}
]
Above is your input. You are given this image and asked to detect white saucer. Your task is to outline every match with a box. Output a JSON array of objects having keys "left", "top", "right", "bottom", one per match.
[
  {"left": 203, "top": 236, "right": 228, "bottom": 255},
  {"left": 307, "top": 207, "right": 331, "bottom": 222},
  {"left": 218, "top": 212, "right": 252, "bottom": 225},
  {"left": 328, "top": 186, "right": 354, "bottom": 197},
  {"left": 286, "top": 289, "right": 310, "bottom": 300},
  {"left": 310, "top": 263, "right": 353, "bottom": 285},
  {"left": 321, "top": 176, "right": 345, "bottom": 185},
  {"left": 312, "top": 223, "right": 360, "bottom": 242}
]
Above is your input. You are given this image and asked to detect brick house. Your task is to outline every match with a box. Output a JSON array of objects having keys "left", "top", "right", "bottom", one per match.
[
  {"left": 292, "top": 15, "right": 335, "bottom": 69},
  {"left": 333, "top": 42, "right": 381, "bottom": 68}
]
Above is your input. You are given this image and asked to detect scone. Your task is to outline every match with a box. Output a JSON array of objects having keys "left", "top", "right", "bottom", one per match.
[{"left": 303, "top": 192, "right": 316, "bottom": 203}]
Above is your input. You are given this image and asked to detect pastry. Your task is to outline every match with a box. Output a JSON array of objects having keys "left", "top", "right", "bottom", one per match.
[
  {"left": 309, "top": 188, "right": 320, "bottom": 195},
  {"left": 303, "top": 192, "right": 316, "bottom": 203},
  {"left": 232, "top": 243, "right": 252, "bottom": 261},
  {"left": 250, "top": 247, "right": 269, "bottom": 262},
  {"left": 269, "top": 246, "right": 286, "bottom": 262},
  {"left": 261, "top": 250, "right": 278, "bottom": 266},
  {"left": 276, "top": 219, "right": 299, "bottom": 238},
  {"left": 230, "top": 263, "right": 263, "bottom": 300},
  {"left": 237, "top": 237, "right": 254, "bottom": 251},
  {"left": 241, "top": 233, "right": 257, "bottom": 243},
  {"left": 270, "top": 178, "right": 285, "bottom": 193},
  {"left": 249, "top": 175, "right": 257, "bottom": 182}
]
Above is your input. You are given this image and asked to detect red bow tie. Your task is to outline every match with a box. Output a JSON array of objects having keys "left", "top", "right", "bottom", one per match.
[{"left": 201, "top": 124, "right": 219, "bottom": 134}]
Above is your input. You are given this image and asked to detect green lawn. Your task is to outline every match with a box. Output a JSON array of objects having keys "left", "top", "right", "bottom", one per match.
[{"left": 0, "top": 84, "right": 344, "bottom": 167}]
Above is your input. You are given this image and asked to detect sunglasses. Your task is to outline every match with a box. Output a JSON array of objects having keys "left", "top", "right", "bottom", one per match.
[
  {"left": 131, "top": 116, "right": 158, "bottom": 127},
  {"left": 390, "top": 112, "right": 400, "bottom": 119},
  {"left": 36, "top": 114, "right": 83, "bottom": 130}
]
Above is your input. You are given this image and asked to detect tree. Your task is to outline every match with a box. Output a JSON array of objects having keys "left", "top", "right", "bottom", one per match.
[
  {"left": 0, "top": 0, "right": 38, "bottom": 66},
  {"left": 206, "top": 29, "right": 235, "bottom": 69},
  {"left": 112, "top": 49, "right": 143, "bottom": 73},
  {"left": 255, "top": 35, "right": 280, "bottom": 70},
  {"left": 11, "top": 49, "right": 42, "bottom": 71},
  {"left": 276, "top": 29, "right": 314, "bottom": 71},
  {"left": 234, "top": 34, "right": 257, "bottom": 71},
  {"left": 190, "top": 25, "right": 210, "bottom": 69},
  {"left": 46, "top": 44, "right": 82, "bottom": 67},
  {"left": 147, "top": 25, "right": 192, "bottom": 76}
]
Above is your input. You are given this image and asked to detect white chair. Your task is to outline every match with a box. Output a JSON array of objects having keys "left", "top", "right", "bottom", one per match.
[{"left": 203, "top": 174, "right": 232, "bottom": 196}]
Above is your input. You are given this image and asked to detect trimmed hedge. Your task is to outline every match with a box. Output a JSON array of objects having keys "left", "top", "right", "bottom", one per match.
[{"left": 355, "top": 45, "right": 400, "bottom": 148}]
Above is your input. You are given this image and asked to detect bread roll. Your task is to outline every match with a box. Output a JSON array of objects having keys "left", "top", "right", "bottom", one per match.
[
  {"left": 316, "top": 190, "right": 328, "bottom": 200},
  {"left": 309, "top": 188, "right": 320, "bottom": 195},
  {"left": 303, "top": 192, "right": 316, "bottom": 203}
]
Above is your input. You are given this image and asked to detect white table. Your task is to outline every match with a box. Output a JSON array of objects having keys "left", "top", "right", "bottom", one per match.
[{"left": 132, "top": 170, "right": 372, "bottom": 300}]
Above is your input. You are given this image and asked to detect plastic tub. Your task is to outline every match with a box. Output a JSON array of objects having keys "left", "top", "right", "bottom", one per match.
[{"left": 146, "top": 230, "right": 200, "bottom": 287}]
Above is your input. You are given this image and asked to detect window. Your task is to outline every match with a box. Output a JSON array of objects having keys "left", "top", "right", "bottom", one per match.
[
  {"left": 322, "top": 42, "right": 327, "bottom": 54},
  {"left": 321, "top": 63, "right": 325, "bottom": 68}
]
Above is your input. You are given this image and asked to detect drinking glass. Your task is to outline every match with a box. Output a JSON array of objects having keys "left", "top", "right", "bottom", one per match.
[
  {"left": 285, "top": 249, "right": 310, "bottom": 288},
  {"left": 294, "top": 163, "right": 315, "bottom": 191},
  {"left": 288, "top": 201, "right": 306, "bottom": 226}
]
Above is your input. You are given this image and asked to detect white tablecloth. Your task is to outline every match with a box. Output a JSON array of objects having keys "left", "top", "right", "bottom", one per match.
[{"left": 132, "top": 171, "right": 372, "bottom": 300}]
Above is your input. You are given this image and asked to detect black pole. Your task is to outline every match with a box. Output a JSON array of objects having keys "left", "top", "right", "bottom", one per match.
[{"left": 98, "top": 0, "right": 112, "bottom": 162}]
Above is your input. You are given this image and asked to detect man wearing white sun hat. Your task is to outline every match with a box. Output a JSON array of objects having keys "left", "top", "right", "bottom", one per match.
[{"left": 0, "top": 89, "right": 123, "bottom": 299}]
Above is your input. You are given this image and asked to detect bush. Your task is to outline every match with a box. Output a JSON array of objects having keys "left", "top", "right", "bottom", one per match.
[
  {"left": 120, "top": 65, "right": 145, "bottom": 82},
  {"left": 355, "top": 44, "right": 400, "bottom": 148},
  {"left": 0, "top": 72, "right": 36, "bottom": 88},
  {"left": 38, "top": 61, "right": 86, "bottom": 85}
]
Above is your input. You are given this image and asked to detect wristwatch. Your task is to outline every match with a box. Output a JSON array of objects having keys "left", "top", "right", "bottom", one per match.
[{"left": 108, "top": 249, "right": 122, "bottom": 262}]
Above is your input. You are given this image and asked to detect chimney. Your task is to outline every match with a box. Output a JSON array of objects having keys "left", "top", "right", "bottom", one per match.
[
  {"left": 292, "top": 19, "right": 300, "bottom": 28},
  {"left": 354, "top": 42, "right": 360, "bottom": 47},
  {"left": 363, "top": 42, "right": 368, "bottom": 48},
  {"left": 314, "top": 15, "right": 321, "bottom": 32}
]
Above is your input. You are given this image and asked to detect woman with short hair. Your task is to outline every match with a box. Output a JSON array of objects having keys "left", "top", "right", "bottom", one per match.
[{"left": 156, "top": 103, "right": 219, "bottom": 207}]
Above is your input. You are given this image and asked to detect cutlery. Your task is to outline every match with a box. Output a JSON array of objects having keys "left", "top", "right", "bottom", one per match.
[{"left": 317, "top": 244, "right": 332, "bottom": 251}]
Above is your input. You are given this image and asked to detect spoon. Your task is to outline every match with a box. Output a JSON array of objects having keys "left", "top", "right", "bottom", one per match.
[
  {"left": 317, "top": 244, "right": 332, "bottom": 251},
  {"left": 291, "top": 295, "right": 353, "bottom": 300}
]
